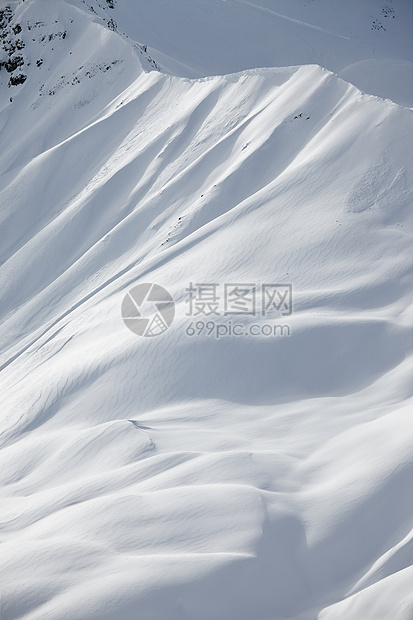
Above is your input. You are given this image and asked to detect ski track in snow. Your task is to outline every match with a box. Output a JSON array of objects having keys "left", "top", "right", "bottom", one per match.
[
  {"left": 226, "top": 0, "right": 351, "bottom": 40},
  {"left": 0, "top": 1, "right": 412, "bottom": 619}
]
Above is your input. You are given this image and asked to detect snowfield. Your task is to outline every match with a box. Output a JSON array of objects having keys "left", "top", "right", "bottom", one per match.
[{"left": 0, "top": 1, "right": 412, "bottom": 619}]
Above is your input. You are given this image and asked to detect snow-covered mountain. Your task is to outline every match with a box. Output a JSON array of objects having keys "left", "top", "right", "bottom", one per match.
[{"left": 1, "top": 1, "right": 412, "bottom": 619}]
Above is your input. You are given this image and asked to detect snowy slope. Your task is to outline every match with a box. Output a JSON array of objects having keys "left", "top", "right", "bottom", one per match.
[{"left": 1, "top": 1, "right": 412, "bottom": 620}]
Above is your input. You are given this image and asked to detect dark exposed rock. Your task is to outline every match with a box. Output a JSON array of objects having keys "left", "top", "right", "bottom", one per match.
[
  {"left": 5, "top": 54, "right": 24, "bottom": 73},
  {"left": 8, "top": 72, "right": 26, "bottom": 86}
]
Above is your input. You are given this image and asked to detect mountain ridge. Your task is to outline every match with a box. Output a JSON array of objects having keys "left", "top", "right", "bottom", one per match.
[{"left": 1, "top": 1, "right": 412, "bottom": 619}]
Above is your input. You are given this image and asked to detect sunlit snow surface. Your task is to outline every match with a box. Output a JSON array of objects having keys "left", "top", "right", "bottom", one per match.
[{"left": 0, "top": 1, "right": 412, "bottom": 619}]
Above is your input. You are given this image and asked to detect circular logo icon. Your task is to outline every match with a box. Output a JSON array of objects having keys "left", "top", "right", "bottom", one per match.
[{"left": 121, "top": 283, "right": 175, "bottom": 337}]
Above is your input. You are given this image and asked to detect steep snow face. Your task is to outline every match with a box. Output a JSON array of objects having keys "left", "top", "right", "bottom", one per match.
[
  {"left": 0, "top": 0, "right": 154, "bottom": 167},
  {"left": 1, "top": 1, "right": 412, "bottom": 620}
]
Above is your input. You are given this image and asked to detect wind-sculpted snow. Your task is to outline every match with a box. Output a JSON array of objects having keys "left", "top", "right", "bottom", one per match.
[{"left": 0, "top": 1, "right": 412, "bottom": 619}]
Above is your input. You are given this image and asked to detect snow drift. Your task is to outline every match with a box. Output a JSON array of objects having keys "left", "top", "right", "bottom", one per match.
[{"left": 0, "top": 1, "right": 412, "bottom": 619}]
